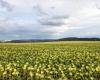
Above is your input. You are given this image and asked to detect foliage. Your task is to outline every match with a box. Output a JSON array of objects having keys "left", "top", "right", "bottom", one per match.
[{"left": 0, "top": 41, "right": 100, "bottom": 80}]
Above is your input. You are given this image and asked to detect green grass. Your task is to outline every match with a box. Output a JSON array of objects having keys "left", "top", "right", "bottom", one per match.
[{"left": 0, "top": 41, "right": 100, "bottom": 80}]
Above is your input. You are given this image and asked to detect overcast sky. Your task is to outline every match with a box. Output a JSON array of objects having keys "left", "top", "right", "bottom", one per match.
[{"left": 0, "top": 0, "right": 100, "bottom": 40}]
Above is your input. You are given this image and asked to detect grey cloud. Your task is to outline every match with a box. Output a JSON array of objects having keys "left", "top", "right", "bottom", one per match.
[
  {"left": 0, "top": 0, "right": 100, "bottom": 40},
  {"left": 51, "top": 15, "right": 69, "bottom": 19},
  {"left": 33, "top": 3, "right": 67, "bottom": 17},
  {"left": 38, "top": 15, "right": 69, "bottom": 26},
  {"left": 33, "top": 5, "right": 48, "bottom": 16},
  {"left": 0, "top": 19, "right": 57, "bottom": 39},
  {"left": 0, "top": 26, "right": 57, "bottom": 40},
  {"left": 96, "top": 4, "right": 100, "bottom": 9},
  {"left": 38, "top": 19, "right": 65, "bottom": 26},
  {"left": 33, "top": 1, "right": 69, "bottom": 26},
  {"left": 33, "top": 3, "right": 58, "bottom": 16},
  {"left": 0, "top": 0, "right": 13, "bottom": 11}
]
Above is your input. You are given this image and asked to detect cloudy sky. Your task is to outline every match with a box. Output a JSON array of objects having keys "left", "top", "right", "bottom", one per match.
[{"left": 0, "top": 0, "right": 100, "bottom": 40}]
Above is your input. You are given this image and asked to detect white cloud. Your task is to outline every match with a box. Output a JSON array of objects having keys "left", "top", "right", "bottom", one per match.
[{"left": 0, "top": 0, "right": 100, "bottom": 39}]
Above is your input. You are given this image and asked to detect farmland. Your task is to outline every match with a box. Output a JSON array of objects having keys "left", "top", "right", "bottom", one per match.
[{"left": 0, "top": 41, "right": 100, "bottom": 80}]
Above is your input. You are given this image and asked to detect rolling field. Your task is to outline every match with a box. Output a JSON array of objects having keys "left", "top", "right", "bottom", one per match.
[{"left": 0, "top": 41, "right": 100, "bottom": 80}]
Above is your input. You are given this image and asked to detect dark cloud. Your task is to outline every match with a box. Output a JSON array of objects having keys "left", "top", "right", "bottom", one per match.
[
  {"left": 0, "top": 26, "right": 56, "bottom": 40},
  {"left": 0, "top": 0, "right": 13, "bottom": 11},
  {"left": 51, "top": 15, "right": 69, "bottom": 19},
  {"left": 38, "top": 15, "right": 69, "bottom": 26},
  {"left": 38, "top": 19, "right": 65, "bottom": 26}
]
